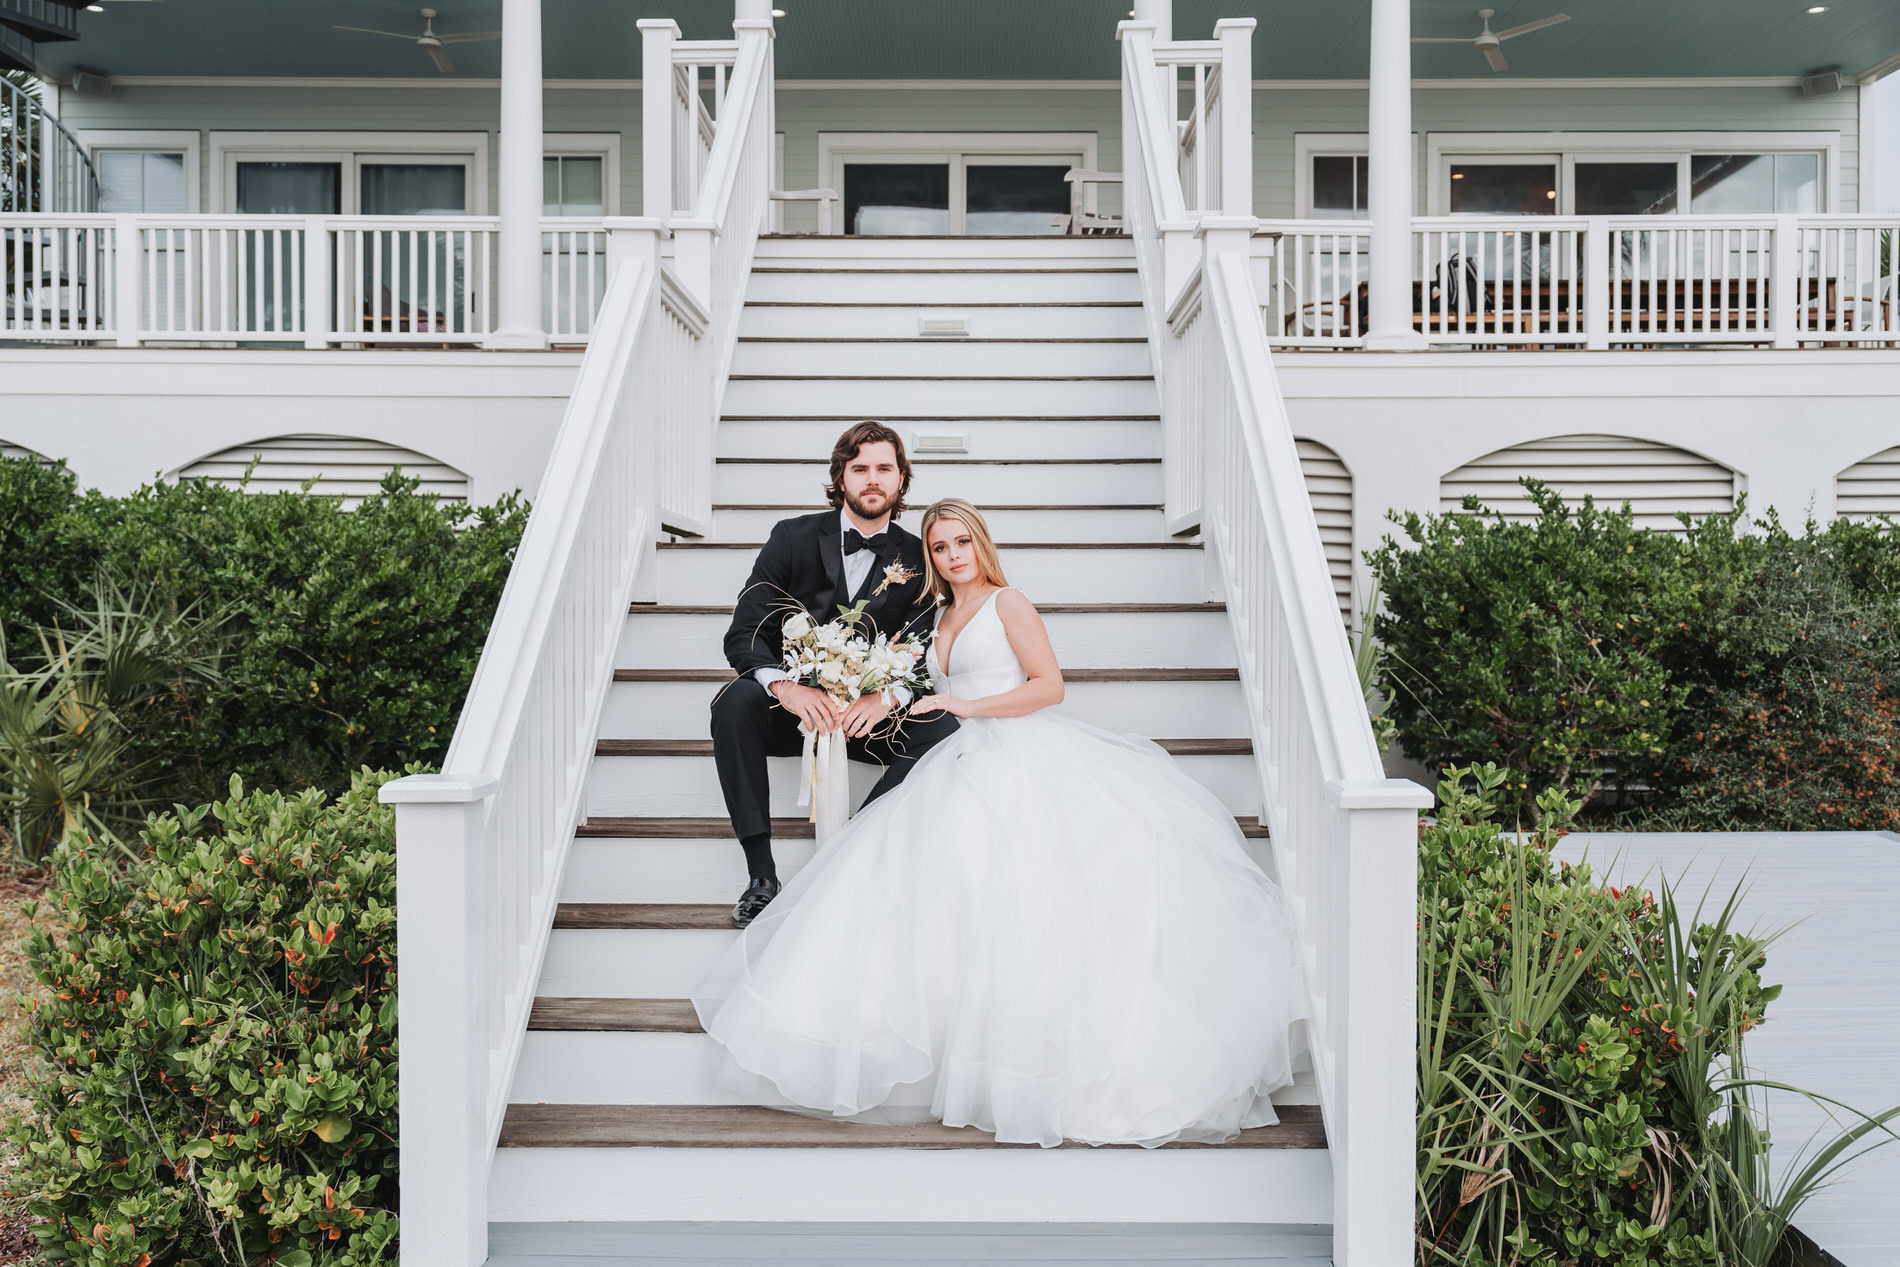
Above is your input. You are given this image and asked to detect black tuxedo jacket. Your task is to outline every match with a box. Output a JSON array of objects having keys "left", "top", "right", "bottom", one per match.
[{"left": 723, "top": 509, "right": 938, "bottom": 679}]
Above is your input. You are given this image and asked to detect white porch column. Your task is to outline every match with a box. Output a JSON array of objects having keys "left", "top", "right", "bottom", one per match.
[
  {"left": 489, "top": 0, "right": 547, "bottom": 349},
  {"left": 1132, "top": 0, "right": 1171, "bottom": 42},
  {"left": 1365, "top": 0, "right": 1425, "bottom": 350}
]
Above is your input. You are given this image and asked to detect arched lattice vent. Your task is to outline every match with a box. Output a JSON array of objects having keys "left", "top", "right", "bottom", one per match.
[
  {"left": 172, "top": 435, "right": 469, "bottom": 507},
  {"left": 1835, "top": 447, "right": 1900, "bottom": 522},
  {"left": 1440, "top": 435, "right": 1735, "bottom": 532},
  {"left": 1297, "top": 438, "right": 1354, "bottom": 621},
  {"left": 0, "top": 440, "right": 54, "bottom": 464}
]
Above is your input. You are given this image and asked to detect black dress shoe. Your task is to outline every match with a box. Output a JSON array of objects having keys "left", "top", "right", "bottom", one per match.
[{"left": 731, "top": 875, "right": 782, "bottom": 928}]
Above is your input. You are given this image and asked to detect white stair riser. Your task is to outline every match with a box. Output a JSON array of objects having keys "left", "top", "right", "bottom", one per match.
[
  {"left": 541, "top": 928, "right": 733, "bottom": 997},
  {"left": 722, "top": 377, "right": 1157, "bottom": 417},
  {"left": 732, "top": 340, "right": 1151, "bottom": 377},
  {"left": 714, "top": 461, "right": 1164, "bottom": 505},
  {"left": 739, "top": 305, "right": 1147, "bottom": 340},
  {"left": 618, "top": 609, "right": 1235, "bottom": 671},
  {"left": 599, "top": 680, "right": 1252, "bottom": 742},
  {"left": 488, "top": 1147, "right": 1334, "bottom": 1224},
  {"left": 715, "top": 418, "right": 1159, "bottom": 461},
  {"left": 560, "top": 817, "right": 1270, "bottom": 903},
  {"left": 753, "top": 238, "right": 1135, "bottom": 264},
  {"left": 658, "top": 545, "right": 1208, "bottom": 605},
  {"left": 701, "top": 504, "right": 1168, "bottom": 542},
  {"left": 560, "top": 835, "right": 818, "bottom": 904},
  {"left": 512, "top": 1030, "right": 1317, "bottom": 1107},
  {"left": 583, "top": 752, "right": 1261, "bottom": 819},
  {"left": 745, "top": 271, "right": 1140, "bottom": 304}
]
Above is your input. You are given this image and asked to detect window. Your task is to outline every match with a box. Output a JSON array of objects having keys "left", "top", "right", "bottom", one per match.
[
  {"left": 1690, "top": 153, "right": 1818, "bottom": 213},
  {"left": 819, "top": 134, "right": 1097, "bottom": 236},
  {"left": 543, "top": 155, "right": 605, "bottom": 216},
  {"left": 1573, "top": 162, "right": 1678, "bottom": 216},
  {"left": 1310, "top": 155, "right": 1369, "bottom": 219},
  {"left": 97, "top": 151, "right": 188, "bottom": 213},
  {"left": 1448, "top": 161, "right": 1558, "bottom": 214}
]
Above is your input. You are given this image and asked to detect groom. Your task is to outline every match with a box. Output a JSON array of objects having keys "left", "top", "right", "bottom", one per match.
[{"left": 710, "top": 421, "right": 958, "bottom": 928}]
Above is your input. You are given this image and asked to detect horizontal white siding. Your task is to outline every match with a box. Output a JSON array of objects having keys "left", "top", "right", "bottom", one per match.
[{"left": 51, "top": 80, "right": 1864, "bottom": 227}]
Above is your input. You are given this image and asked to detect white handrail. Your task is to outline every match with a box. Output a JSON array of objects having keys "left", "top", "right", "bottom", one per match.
[
  {"left": 379, "top": 223, "right": 682, "bottom": 1267},
  {"left": 1123, "top": 24, "right": 1432, "bottom": 1267}
]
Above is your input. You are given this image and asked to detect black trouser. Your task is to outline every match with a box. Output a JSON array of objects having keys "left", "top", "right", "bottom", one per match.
[{"left": 709, "top": 676, "right": 960, "bottom": 848}]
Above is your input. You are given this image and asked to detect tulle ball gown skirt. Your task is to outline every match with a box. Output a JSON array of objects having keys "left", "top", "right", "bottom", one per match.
[{"left": 689, "top": 710, "right": 1312, "bottom": 1148}]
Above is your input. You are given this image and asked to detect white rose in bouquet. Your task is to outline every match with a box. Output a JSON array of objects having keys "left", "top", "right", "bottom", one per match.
[{"left": 782, "top": 610, "right": 813, "bottom": 641}]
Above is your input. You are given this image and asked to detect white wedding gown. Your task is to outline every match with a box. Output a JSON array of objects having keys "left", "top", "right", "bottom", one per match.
[{"left": 690, "top": 586, "right": 1311, "bottom": 1148}]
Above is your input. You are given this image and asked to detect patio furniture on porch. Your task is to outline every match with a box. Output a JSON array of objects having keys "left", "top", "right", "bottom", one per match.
[
  {"left": 1052, "top": 169, "right": 1123, "bottom": 235},
  {"left": 770, "top": 187, "right": 840, "bottom": 235}
]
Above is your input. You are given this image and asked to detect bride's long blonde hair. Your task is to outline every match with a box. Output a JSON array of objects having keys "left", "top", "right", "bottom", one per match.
[{"left": 917, "top": 498, "right": 1008, "bottom": 605}]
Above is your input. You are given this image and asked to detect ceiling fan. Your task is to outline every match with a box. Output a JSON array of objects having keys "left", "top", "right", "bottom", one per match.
[
  {"left": 332, "top": 8, "right": 500, "bottom": 74},
  {"left": 1413, "top": 8, "right": 1569, "bottom": 73}
]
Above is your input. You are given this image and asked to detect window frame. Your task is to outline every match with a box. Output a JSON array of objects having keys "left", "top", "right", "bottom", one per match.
[
  {"left": 816, "top": 132, "right": 1098, "bottom": 236},
  {"left": 208, "top": 131, "right": 490, "bottom": 214},
  {"left": 77, "top": 130, "right": 201, "bottom": 213},
  {"left": 1424, "top": 131, "right": 1840, "bottom": 215}
]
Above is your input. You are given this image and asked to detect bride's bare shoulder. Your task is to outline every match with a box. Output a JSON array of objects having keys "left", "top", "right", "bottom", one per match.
[{"left": 993, "top": 587, "right": 1044, "bottom": 625}]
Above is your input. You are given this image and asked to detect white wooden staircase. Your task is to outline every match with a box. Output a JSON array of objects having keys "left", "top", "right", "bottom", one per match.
[
  {"left": 483, "top": 235, "right": 1336, "bottom": 1260},
  {"left": 381, "top": 14, "right": 1429, "bottom": 1266}
]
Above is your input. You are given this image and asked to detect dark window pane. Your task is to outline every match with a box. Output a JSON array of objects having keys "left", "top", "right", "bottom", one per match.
[
  {"left": 235, "top": 161, "right": 341, "bottom": 215},
  {"left": 1448, "top": 163, "right": 1556, "bottom": 214},
  {"left": 845, "top": 163, "right": 949, "bottom": 235},
  {"left": 1312, "top": 155, "right": 1368, "bottom": 219},
  {"left": 360, "top": 163, "right": 466, "bottom": 215},
  {"left": 1574, "top": 162, "right": 1678, "bottom": 215},
  {"left": 966, "top": 164, "right": 1070, "bottom": 235}
]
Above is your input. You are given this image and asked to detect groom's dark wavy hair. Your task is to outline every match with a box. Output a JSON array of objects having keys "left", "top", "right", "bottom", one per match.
[{"left": 824, "top": 421, "right": 914, "bottom": 519}]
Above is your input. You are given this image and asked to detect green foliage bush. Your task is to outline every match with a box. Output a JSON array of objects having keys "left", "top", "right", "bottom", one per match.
[
  {"left": 5, "top": 769, "right": 403, "bottom": 1266},
  {"left": 0, "top": 455, "right": 526, "bottom": 809},
  {"left": 1418, "top": 763, "right": 1778, "bottom": 1266},
  {"left": 0, "top": 458, "right": 94, "bottom": 669},
  {"left": 1371, "top": 482, "right": 1900, "bottom": 828}
]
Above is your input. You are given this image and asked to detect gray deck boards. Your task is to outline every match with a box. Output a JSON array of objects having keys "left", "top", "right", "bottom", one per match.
[{"left": 1556, "top": 830, "right": 1900, "bottom": 1267}]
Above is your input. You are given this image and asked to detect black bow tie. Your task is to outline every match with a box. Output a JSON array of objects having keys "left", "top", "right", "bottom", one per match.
[{"left": 843, "top": 528, "right": 883, "bottom": 556}]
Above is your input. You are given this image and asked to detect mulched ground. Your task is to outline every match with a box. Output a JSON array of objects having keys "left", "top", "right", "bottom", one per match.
[{"left": 0, "top": 864, "right": 59, "bottom": 1264}]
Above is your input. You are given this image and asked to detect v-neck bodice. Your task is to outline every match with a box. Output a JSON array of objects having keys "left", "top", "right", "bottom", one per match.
[{"left": 926, "top": 588, "right": 1024, "bottom": 699}]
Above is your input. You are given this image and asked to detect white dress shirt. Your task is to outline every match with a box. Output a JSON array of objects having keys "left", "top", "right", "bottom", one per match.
[{"left": 753, "top": 516, "right": 911, "bottom": 706}]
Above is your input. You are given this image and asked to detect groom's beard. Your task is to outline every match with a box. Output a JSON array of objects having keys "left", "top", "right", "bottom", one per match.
[{"left": 843, "top": 488, "right": 895, "bottom": 521}]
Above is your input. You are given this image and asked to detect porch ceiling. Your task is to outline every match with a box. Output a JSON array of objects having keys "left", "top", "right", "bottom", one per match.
[{"left": 35, "top": 0, "right": 1900, "bottom": 82}]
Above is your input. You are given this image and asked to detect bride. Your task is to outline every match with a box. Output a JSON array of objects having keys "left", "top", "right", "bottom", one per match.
[{"left": 689, "top": 498, "right": 1311, "bottom": 1148}]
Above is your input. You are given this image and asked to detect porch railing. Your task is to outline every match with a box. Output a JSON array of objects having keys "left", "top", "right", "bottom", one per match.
[
  {"left": 375, "top": 17, "right": 774, "bottom": 1267},
  {"left": 1252, "top": 213, "right": 1900, "bottom": 350},
  {"left": 0, "top": 213, "right": 612, "bottom": 345},
  {"left": 1124, "top": 20, "right": 1434, "bottom": 1267}
]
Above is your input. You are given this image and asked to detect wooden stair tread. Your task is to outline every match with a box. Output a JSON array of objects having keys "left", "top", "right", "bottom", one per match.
[
  {"left": 749, "top": 267, "right": 1137, "bottom": 275},
  {"left": 530, "top": 996, "right": 702, "bottom": 1032},
  {"left": 717, "top": 456, "right": 1160, "bottom": 465},
  {"left": 629, "top": 602, "right": 1224, "bottom": 614},
  {"left": 735, "top": 336, "right": 1149, "bottom": 344},
  {"left": 497, "top": 1102, "right": 1325, "bottom": 1150},
  {"left": 612, "top": 667, "right": 1239, "bottom": 683},
  {"left": 595, "top": 737, "right": 1251, "bottom": 757},
  {"left": 710, "top": 503, "right": 1166, "bottom": 511},
  {"left": 575, "top": 815, "right": 1268, "bottom": 840},
  {"left": 720, "top": 413, "right": 1160, "bottom": 420},
  {"left": 738, "top": 301, "right": 1146, "bottom": 308}
]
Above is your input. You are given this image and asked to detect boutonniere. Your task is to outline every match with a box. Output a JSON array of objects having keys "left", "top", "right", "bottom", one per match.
[{"left": 873, "top": 560, "right": 919, "bottom": 596}]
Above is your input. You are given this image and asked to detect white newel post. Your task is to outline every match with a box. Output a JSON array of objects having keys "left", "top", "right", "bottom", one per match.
[
  {"left": 1365, "top": 0, "right": 1425, "bottom": 350},
  {"left": 1771, "top": 212, "right": 1800, "bottom": 349},
  {"left": 1584, "top": 216, "right": 1611, "bottom": 351},
  {"left": 302, "top": 217, "right": 331, "bottom": 350},
  {"left": 490, "top": 0, "right": 548, "bottom": 349},
  {"left": 639, "top": 20, "right": 680, "bottom": 220},
  {"left": 112, "top": 215, "right": 141, "bottom": 347},
  {"left": 1215, "top": 19, "right": 1254, "bottom": 217},
  {"left": 379, "top": 773, "right": 499, "bottom": 1267},
  {"left": 1328, "top": 780, "right": 1432, "bottom": 1267}
]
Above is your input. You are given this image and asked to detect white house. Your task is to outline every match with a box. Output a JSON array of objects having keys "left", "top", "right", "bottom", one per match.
[{"left": 3, "top": 0, "right": 1898, "bottom": 1263}]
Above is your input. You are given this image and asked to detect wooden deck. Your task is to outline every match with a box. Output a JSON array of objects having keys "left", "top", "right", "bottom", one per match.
[{"left": 1555, "top": 831, "right": 1900, "bottom": 1267}]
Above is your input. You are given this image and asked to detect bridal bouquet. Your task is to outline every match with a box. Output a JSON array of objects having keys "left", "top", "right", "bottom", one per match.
[
  {"left": 778, "top": 601, "right": 930, "bottom": 842},
  {"left": 779, "top": 600, "right": 929, "bottom": 708}
]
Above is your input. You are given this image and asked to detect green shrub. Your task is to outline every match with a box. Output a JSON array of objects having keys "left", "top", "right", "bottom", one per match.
[
  {"left": 1417, "top": 762, "right": 1775, "bottom": 1266},
  {"left": 0, "top": 457, "right": 91, "bottom": 668},
  {"left": 5, "top": 768, "right": 403, "bottom": 1265},
  {"left": 1369, "top": 483, "right": 1698, "bottom": 814},
  {"left": 2, "top": 459, "right": 528, "bottom": 808},
  {"left": 1641, "top": 515, "right": 1900, "bottom": 831}
]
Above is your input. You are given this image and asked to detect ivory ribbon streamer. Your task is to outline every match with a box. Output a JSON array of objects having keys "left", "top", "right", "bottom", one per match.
[{"left": 796, "top": 724, "right": 852, "bottom": 846}]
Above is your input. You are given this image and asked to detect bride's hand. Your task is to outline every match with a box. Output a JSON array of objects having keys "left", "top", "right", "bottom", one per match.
[{"left": 908, "top": 694, "right": 967, "bottom": 719}]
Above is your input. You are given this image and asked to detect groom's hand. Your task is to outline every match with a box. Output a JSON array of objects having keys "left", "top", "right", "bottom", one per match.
[
  {"left": 769, "top": 680, "right": 842, "bottom": 733},
  {"left": 838, "top": 694, "right": 892, "bottom": 738}
]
